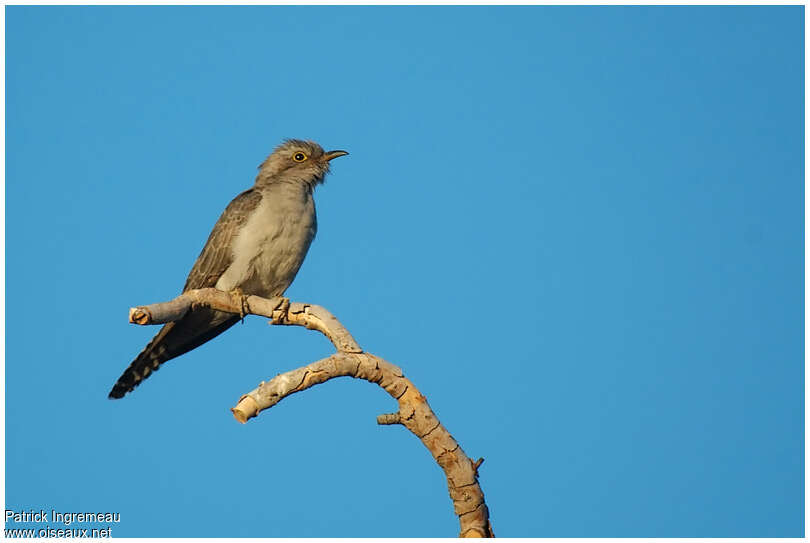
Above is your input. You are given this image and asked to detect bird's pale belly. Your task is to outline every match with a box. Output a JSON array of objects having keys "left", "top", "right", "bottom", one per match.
[{"left": 215, "top": 192, "right": 316, "bottom": 298}]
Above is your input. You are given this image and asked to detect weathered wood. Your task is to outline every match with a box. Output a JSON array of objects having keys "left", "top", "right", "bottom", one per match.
[
  {"left": 129, "top": 288, "right": 494, "bottom": 537},
  {"left": 129, "top": 289, "right": 286, "bottom": 324}
]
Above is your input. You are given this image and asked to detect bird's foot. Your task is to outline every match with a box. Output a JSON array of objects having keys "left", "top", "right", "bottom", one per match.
[
  {"left": 271, "top": 297, "right": 291, "bottom": 325},
  {"left": 229, "top": 288, "right": 250, "bottom": 323}
]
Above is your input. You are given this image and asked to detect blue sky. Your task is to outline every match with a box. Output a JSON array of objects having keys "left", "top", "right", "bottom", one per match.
[{"left": 5, "top": 5, "right": 804, "bottom": 538}]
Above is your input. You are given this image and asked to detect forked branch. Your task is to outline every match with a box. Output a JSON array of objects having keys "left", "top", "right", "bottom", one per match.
[{"left": 129, "top": 288, "right": 494, "bottom": 537}]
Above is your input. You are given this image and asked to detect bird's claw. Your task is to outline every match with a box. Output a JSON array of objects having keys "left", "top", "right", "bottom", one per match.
[
  {"left": 271, "top": 297, "right": 291, "bottom": 325},
  {"left": 229, "top": 288, "right": 249, "bottom": 323}
]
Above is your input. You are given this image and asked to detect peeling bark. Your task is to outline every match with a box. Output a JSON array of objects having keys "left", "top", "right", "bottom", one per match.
[{"left": 129, "top": 288, "right": 494, "bottom": 537}]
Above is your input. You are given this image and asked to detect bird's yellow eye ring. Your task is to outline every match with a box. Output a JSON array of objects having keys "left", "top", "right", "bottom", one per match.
[{"left": 292, "top": 152, "right": 308, "bottom": 163}]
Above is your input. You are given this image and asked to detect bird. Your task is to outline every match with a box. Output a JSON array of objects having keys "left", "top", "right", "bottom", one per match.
[{"left": 109, "top": 139, "right": 348, "bottom": 399}]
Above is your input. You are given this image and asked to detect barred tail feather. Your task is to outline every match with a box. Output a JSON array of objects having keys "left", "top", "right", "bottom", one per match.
[{"left": 108, "top": 309, "right": 239, "bottom": 399}]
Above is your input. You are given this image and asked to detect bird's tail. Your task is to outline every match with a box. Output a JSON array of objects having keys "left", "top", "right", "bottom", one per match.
[{"left": 108, "top": 309, "right": 239, "bottom": 399}]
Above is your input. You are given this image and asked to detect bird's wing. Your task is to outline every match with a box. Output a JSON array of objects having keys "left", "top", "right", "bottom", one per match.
[
  {"left": 183, "top": 188, "right": 263, "bottom": 291},
  {"left": 107, "top": 188, "right": 264, "bottom": 399}
]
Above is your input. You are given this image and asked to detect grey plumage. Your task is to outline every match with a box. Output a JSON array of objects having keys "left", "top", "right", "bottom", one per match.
[{"left": 109, "top": 140, "right": 347, "bottom": 399}]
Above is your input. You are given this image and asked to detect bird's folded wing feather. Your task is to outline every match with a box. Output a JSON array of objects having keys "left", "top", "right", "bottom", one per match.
[
  {"left": 106, "top": 188, "right": 265, "bottom": 399},
  {"left": 183, "top": 188, "right": 263, "bottom": 291}
]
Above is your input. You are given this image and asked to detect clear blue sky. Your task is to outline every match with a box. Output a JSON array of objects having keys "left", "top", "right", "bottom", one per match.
[{"left": 5, "top": 6, "right": 803, "bottom": 538}]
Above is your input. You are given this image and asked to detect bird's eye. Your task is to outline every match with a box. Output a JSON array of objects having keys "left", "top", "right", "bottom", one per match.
[{"left": 292, "top": 152, "right": 307, "bottom": 163}]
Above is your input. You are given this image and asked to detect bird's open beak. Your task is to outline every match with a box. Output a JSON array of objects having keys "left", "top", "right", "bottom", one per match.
[{"left": 324, "top": 150, "right": 349, "bottom": 161}]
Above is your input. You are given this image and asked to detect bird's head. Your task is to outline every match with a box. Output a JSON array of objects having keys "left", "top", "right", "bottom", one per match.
[{"left": 256, "top": 139, "right": 348, "bottom": 188}]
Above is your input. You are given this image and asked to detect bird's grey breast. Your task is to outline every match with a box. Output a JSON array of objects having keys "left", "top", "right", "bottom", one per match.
[{"left": 215, "top": 183, "right": 316, "bottom": 297}]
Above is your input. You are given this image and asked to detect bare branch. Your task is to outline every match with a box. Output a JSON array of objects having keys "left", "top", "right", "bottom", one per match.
[
  {"left": 129, "top": 288, "right": 494, "bottom": 537},
  {"left": 129, "top": 288, "right": 285, "bottom": 325},
  {"left": 377, "top": 413, "right": 402, "bottom": 425}
]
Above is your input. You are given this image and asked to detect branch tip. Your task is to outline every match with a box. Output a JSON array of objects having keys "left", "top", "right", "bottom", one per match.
[
  {"left": 376, "top": 413, "right": 401, "bottom": 425},
  {"left": 231, "top": 395, "right": 259, "bottom": 423},
  {"left": 129, "top": 307, "right": 151, "bottom": 325}
]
